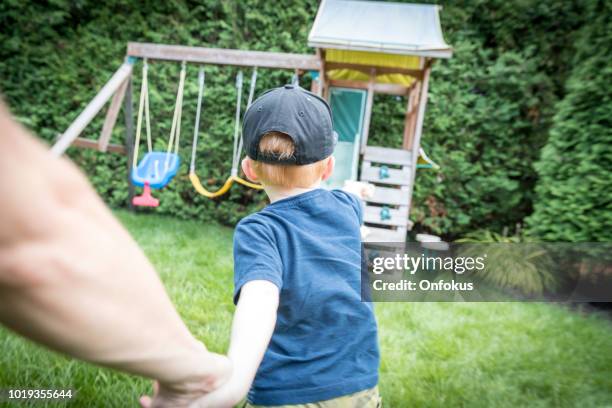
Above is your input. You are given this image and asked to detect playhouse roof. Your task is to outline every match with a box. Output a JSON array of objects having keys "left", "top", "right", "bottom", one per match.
[{"left": 308, "top": 0, "right": 452, "bottom": 59}]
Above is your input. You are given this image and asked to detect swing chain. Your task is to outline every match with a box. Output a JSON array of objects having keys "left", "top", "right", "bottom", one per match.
[
  {"left": 189, "top": 65, "right": 263, "bottom": 196},
  {"left": 190, "top": 67, "right": 205, "bottom": 174},
  {"left": 132, "top": 58, "right": 152, "bottom": 169},
  {"left": 235, "top": 67, "right": 258, "bottom": 171},
  {"left": 247, "top": 68, "right": 258, "bottom": 108},
  {"left": 236, "top": 70, "right": 243, "bottom": 88},
  {"left": 231, "top": 70, "right": 244, "bottom": 177},
  {"left": 165, "top": 61, "right": 187, "bottom": 169}
]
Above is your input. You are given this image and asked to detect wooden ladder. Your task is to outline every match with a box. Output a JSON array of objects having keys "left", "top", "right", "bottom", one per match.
[{"left": 360, "top": 146, "right": 415, "bottom": 243}]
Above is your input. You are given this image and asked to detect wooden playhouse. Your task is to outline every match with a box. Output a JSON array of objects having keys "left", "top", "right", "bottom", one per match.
[{"left": 309, "top": 0, "right": 452, "bottom": 242}]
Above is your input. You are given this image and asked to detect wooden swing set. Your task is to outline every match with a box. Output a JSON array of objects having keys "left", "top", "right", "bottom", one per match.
[
  {"left": 52, "top": 0, "right": 452, "bottom": 242},
  {"left": 51, "top": 42, "right": 321, "bottom": 206}
]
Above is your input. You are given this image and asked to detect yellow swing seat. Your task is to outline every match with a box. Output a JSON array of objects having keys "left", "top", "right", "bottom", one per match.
[
  {"left": 189, "top": 172, "right": 263, "bottom": 199},
  {"left": 189, "top": 67, "right": 263, "bottom": 199}
]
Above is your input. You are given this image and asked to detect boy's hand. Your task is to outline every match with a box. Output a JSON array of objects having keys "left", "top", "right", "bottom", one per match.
[
  {"left": 343, "top": 180, "right": 375, "bottom": 200},
  {"left": 188, "top": 371, "right": 246, "bottom": 408},
  {"left": 139, "top": 352, "right": 232, "bottom": 408}
]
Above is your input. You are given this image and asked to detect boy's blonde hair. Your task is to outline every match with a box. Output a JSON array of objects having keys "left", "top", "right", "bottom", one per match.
[{"left": 251, "top": 132, "right": 329, "bottom": 188}]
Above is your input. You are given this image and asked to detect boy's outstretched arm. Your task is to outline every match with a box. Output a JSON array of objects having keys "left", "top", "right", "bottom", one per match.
[{"left": 192, "top": 280, "right": 279, "bottom": 408}]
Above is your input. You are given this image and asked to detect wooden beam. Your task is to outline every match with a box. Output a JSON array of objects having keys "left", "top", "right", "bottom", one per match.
[
  {"left": 73, "top": 137, "right": 126, "bottom": 154},
  {"left": 361, "top": 162, "right": 411, "bottom": 186},
  {"left": 124, "top": 77, "right": 136, "bottom": 208},
  {"left": 409, "top": 83, "right": 421, "bottom": 147},
  {"left": 403, "top": 81, "right": 421, "bottom": 150},
  {"left": 325, "top": 62, "right": 424, "bottom": 80},
  {"left": 328, "top": 79, "right": 368, "bottom": 91},
  {"left": 127, "top": 42, "right": 321, "bottom": 71},
  {"left": 360, "top": 71, "right": 375, "bottom": 153},
  {"left": 371, "top": 82, "right": 412, "bottom": 96},
  {"left": 51, "top": 62, "right": 134, "bottom": 157},
  {"left": 364, "top": 204, "right": 410, "bottom": 227},
  {"left": 405, "top": 61, "right": 432, "bottom": 212},
  {"left": 99, "top": 77, "right": 129, "bottom": 152},
  {"left": 363, "top": 145, "right": 412, "bottom": 166},
  {"left": 320, "top": 49, "right": 330, "bottom": 99},
  {"left": 310, "top": 74, "right": 320, "bottom": 95},
  {"left": 312, "top": 49, "right": 324, "bottom": 96},
  {"left": 328, "top": 79, "right": 410, "bottom": 96},
  {"left": 411, "top": 61, "right": 433, "bottom": 150},
  {"left": 402, "top": 89, "right": 413, "bottom": 150},
  {"left": 367, "top": 185, "right": 411, "bottom": 206}
]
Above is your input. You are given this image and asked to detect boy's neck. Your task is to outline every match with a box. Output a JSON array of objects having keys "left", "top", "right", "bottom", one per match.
[{"left": 264, "top": 182, "right": 321, "bottom": 203}]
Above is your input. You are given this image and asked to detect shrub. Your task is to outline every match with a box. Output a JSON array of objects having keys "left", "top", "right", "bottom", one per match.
[
  {"left": 457, "top": 230, "right": 557, "bottom": 296},
  {"left": 526, "top": 0, "right": 612, "bottom": 242},
  {"left": 0, "top": 0, "right": 599, "bottom": 237}
]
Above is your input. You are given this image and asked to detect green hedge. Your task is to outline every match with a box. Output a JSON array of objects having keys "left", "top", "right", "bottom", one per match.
[
  {"left": 526, "top": 0, "right": 612, "bottom": 241},
  {"left": 0, "top": 0, "right": 600, "bottom": 238}
]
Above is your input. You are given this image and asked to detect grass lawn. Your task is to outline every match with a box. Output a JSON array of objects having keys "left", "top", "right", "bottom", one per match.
[{"left": 1, "top": 211, "right": 611, "bottom": 407}]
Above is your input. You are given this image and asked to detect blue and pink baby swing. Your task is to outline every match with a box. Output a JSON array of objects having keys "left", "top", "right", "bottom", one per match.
[{"left": 130, "top": 60, "right": 183, "bottom": 207}]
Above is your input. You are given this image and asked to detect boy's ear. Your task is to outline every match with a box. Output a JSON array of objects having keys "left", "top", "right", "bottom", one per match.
[
  {"left": 242, "top": 157, "right": 259, "bottom": 182},
  {"left": 321, "top": 156, "right": 335, "bottom": 181}
]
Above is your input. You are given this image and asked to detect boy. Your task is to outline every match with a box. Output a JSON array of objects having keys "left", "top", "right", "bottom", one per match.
[{"left": 199, "top": 84, "right": 380, "bottom": 407}]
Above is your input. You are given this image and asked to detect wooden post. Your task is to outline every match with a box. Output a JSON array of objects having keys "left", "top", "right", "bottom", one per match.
[
  {"left": 405, "top": 61, "right": 432, "bottom": 212},
  {"left": 320, "top": 49, "right": 330, "bottom": 100},
  {"left": 51, "top": 62, "right": 134, "bottom": 157},
  {"left": 411, "top": 62, "right": 432, "bottom": 155},
  {"left": 311, "top": 50, "right": 323, "bottom": 96},
  {"left": 123, "top": 74, "right": 135, "bottom": 209},
  {"left": 402, "top": 81, "right": 421, "bottom": 150},
  {"left": 402, "top": 87, "right": 414, "bottom": 150},
  {"left": 360, "top": 70, "right": 376, "bottom": 153},
  {"left": 99, "top": 78, "right": 129, "bottom": 152},
  {"left": 310, "top": 75, "right": 320, "bottom": 95}
]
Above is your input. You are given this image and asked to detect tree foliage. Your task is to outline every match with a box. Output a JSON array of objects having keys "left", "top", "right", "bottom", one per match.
[
  {"left": 0, "top": 0, "right": 605, "bottom": 239},
  {"left": 526, "top": 0, "right": 612, "bottom": 241}
]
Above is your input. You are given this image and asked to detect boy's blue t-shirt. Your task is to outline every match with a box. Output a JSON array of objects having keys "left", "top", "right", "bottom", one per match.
[{"left": 233, "top": 189, "right": 379, "bottom": 405}]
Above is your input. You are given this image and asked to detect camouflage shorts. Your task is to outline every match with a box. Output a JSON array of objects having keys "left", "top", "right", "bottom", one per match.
[{"left": 244, "top": 386, "right": 381, "bottom": 408}]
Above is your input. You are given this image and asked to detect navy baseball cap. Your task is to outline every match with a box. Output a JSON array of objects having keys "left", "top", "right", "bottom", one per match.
[{"left": 242, "top": 84, "right": 338, "bottom": 165}]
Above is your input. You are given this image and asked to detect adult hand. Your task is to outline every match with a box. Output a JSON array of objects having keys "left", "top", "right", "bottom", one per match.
[
  {"left": 183, "top": 364, "right": 244, "bottom": 408},
  {"left": 140, "top": 352, "right": 232, "bottom": 408}
]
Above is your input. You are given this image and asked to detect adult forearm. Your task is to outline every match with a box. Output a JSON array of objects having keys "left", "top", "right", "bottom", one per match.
[
  {"left": 0, "top": 222, "right": 208, "bottom": 384},
  {"left": 0, "top": 101, "right": 213, "bottom": 385}
]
